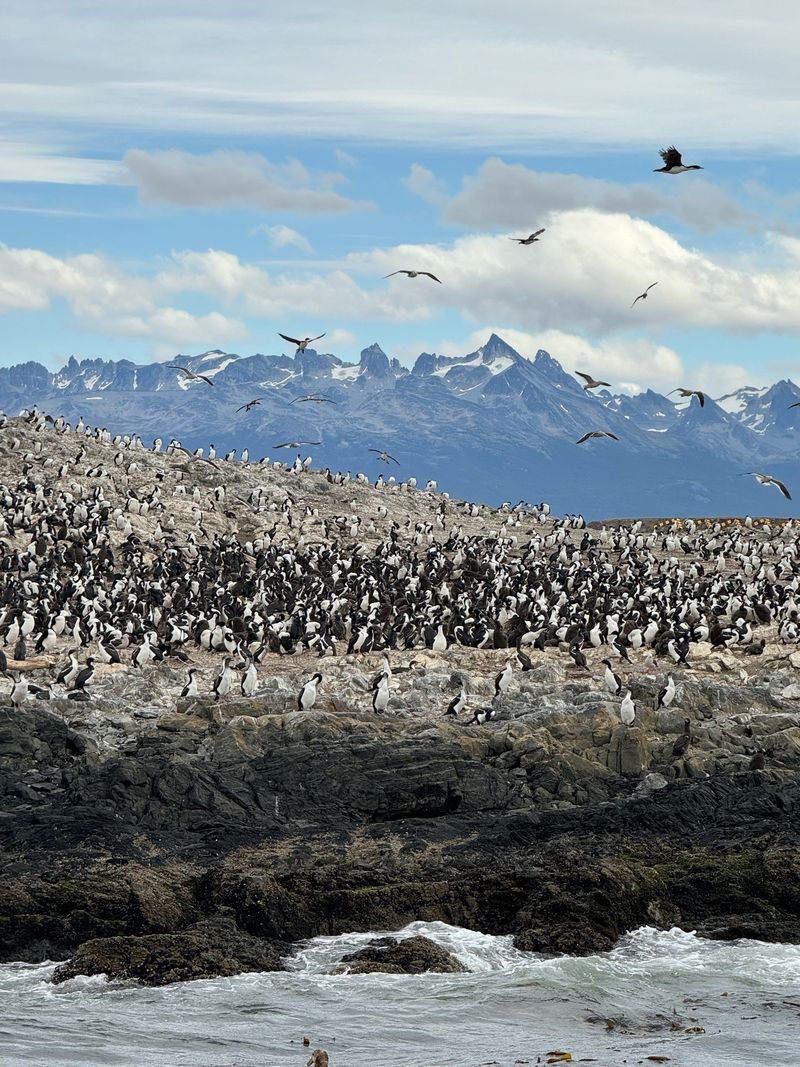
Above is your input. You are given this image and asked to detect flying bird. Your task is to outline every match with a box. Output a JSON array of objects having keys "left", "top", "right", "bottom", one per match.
[
  {"left": 369, "top": 448, "right": 400, "bottom": 465},
  {"left": 168, "top": 365, "right": 214, "bottom": 386},
  {"left": 236, "top": 398, "right": 263, "bottom": 413},
  {"left": 668, "top": 388, "right": 706, "bottom": 407},
  {"left": 653, "top": 146, "right": 704, "bottom": 174},
  {"left": 278, "top": 332, "right": 326, "bottom": 353},
  {"left": 740, "top": 472, "right": 792, "bottom": 500},
  {"left": 509, "top": 228, "right": 545, "bottom": 245},
  {"left": 631, "top": 282, "right": 658, "bottom": 307},
  {"left": 788, "top": 403, "right": 800, "bottom": 409},
  {"left": 290, "top": 395, "right": 337, "bottom": 405},
  {"left": 576, "top": 431, "right": 619, "bottom": 445},
  {"left": 273, "top": 440, "right": 321, "bottom": 449},
  {"left": 575, "top": 371, "right": 611, "bottom": 391},
  {"left": 384, "top": 270, "right": 442, "bottom": 283}
]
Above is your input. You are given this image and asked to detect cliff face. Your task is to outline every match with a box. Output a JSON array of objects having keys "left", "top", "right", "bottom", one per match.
[{"left": 2, "top": 656, "right": 800, "bottom": 984}]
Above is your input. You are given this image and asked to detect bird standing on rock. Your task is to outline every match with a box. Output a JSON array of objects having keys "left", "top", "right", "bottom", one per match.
[
  {"left": 620, "top": 690, "right": 636, "bottom": 726},
  {"left": 372, "top": 672, "right": 390, "bottom": 713},
  {"left": 494, "top": 657, "right": 514, "bottom": 696},
  {"left": 446, "top": 686, "right": 466, "bottom": 717},
  {"left": 656, "top": 675, "right": 676, "bottom": 709},
  {"left": 298, "top": 673, "right": 322, "bottom": 710},
  {"left": 672, "top": 718, "right": 692, "bottom": 759},
  {"left": 180, "top": 668, "right": 199, "bottom": 699},
  {"left": 470, "top": 706, "right": 495, "bottom": 725},
  {"left": 10, "top": 673, "right": 28, "bottom": 707},
  {"left": 212, "top": 657, "right": 234, "bottom": 702},
  {"left": 601, "top": 658, "right": 622, "bottom": 695},
  {"left": 570, "top": 644, "right": 590, "bottom": 671}
]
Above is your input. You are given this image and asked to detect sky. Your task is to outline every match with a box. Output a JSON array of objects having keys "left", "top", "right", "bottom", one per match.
[{"left": 2, "top": 0, "right": 800, "bottom": 395}]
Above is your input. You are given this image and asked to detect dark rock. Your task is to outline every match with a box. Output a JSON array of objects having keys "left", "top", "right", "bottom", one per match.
[
  {"left": 3, "top": 670, "right": 800, "bottom": 984},
  {"left": 337, "top": 935, "right": 467, "bottom": 974},
  {"left": 51, "top": 916, "right": 286, "bottom": 986}
]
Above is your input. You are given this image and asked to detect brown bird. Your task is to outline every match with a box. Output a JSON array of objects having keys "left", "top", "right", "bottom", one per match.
[
  {"left": 509, "top": 228, "right": 545, "bottom": 244},
  {"left": 672, "top": 717, "right": 692, "bottom": 759},
  {"left": 631, "top": 282, "right": 658, "bottom": 306},
  {"left": 576, "top": 430, "right": 619, "bottom": 445},
  {"left": 749, "top": 751, "right": 766, "bottom": 771},
  {"left": 236, "top": 397, "right": 263, "bottom": 412},
  {"left": 575, "top": 371, "right": 611, "bottom": 391},
  {"left": 740, "top": 472, "right": 792, "bottom": 500},
  {"left": 278, "top": 331, "right": 326, "bottom": 353},
  {"left": 168, "top": 364, "right": 214, "bottom": 386},
  {"left": 307, "top": 1052, "right": 329, "bottom": 1067},
  {"left": 384, "top": 269, "right": 442, "bottom": 283},
  {"left": 668, "top": 387, "right": 706, "bottom": 407}
]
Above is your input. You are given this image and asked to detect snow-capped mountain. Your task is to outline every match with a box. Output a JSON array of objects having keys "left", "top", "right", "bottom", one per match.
[{"left": 0, "top": 335, "right": 797, "bottom": 517}]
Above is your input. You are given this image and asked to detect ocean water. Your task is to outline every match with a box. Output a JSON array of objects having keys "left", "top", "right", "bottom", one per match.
[{"left": 2, "top": 923, "right": 799, "bottom": 1067}]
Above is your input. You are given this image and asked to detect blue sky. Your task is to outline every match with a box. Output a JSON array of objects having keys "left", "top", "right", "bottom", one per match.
[{"left": 2, "top": 1, "right": 800, "bottom": 395}]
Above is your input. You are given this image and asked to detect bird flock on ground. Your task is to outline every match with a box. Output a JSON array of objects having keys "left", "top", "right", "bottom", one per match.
[{"left": 0, "top": 404, "right": 795, "bottom": 771}]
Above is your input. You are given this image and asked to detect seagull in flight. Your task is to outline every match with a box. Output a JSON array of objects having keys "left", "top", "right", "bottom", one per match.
[
  {"left": 369, "top": 448, "right": 400, "bottom": 465},
  {"left": 509, "top": 228, "right": 545, "bottom": 245},
  {"left": 740, "top": 472, "right": 792, "bottom": 500},
  {"left": 384, "top": 270, "right": 442, "bottom": 283},
  {"left": 273, "top": 440, "right": 321, "bottom": 449},
  {"left": 631, "top": 282, "right": 658, "bottom": 307},
  {"left": 236, "top": 397, "right": 263, "bottom": 412},
  {"left": 575, "top": 371, "right": 611, "bottom": 391},
  {"left": 668, "top": 388, "right": 706, "bottom": 408},
  {"left": 168, "top": 364, "right": 214, "bottom": 386},
  {"left": 289, "top": 394, "right": 337, "bottom": 405},
  {"left": 653, "top": 146, "right": 703, "bottom": 174},
  {"left": 278, "top": 332, "right": 326, "bottom": 353},
  {"left": 576, "top": 431, "right": 619, "bottom": 445}
]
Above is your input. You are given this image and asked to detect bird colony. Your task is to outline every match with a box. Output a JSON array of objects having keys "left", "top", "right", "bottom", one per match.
[{"left": 0, "top": 405, "right": 797, "bottom": 770}]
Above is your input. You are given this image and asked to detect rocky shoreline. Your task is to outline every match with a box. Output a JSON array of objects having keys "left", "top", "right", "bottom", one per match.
[{"left": 3, "top": 653, "right": 800, "bottom": 985}]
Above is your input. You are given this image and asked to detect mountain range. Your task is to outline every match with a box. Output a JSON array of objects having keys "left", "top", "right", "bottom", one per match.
[{"left": 1, "top": 334, "right": 798, "bottom": 517}]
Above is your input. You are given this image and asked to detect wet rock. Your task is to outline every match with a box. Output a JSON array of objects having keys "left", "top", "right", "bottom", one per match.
[
  {"left": 336, "top": 935, "right": 467, "bottom": 974},
  {"left": 51, "top": 916, "right": 286, "bottom": 986}
]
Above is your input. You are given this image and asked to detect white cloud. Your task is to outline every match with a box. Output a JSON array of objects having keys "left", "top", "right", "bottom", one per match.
[
  {"left": 438, "top": 158, "right": 753, "bottom": 233},
  {"left": 402, "top": 164, "right": 448, "bottom": 207},
  {"left": 0, "top": 141, "right": 124, "bottom": 185},
  {"left": 692, "top": 361, "right": 758, "bottom": 396},
  {"left": 4, "top": 4, "right": 800, "bottom": 150},
  {"left": 334, "top": 149, "right": 358, "bottom": 169},
  {"left": 123, "top": 149, "right": 371, "bottom": 214},
  {"left": 255, "top": 224, "right": 313, "bottom": 253},
  {"left": 0, "top": 245, "right": 246, "bottom": 356},
  {"left": 345, "top": 213, "right": 800, "bottom": 336}
]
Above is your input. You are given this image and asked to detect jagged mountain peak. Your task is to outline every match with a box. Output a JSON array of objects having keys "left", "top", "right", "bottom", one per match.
[
  {"left": 359, "top": 343, "right": 392, "bottom": 377},
  {"left": 1, "top": 336, "right": 798, "bottom": 516}
]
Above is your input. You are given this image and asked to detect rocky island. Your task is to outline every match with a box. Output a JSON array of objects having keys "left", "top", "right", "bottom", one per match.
[{"left": 1, "top": 412, "right": 799, "bottom": 986}]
